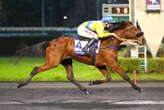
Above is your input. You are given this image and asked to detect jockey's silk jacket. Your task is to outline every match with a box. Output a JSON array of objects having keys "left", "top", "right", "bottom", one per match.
[{"left": 81, "top": 21, "right": 111, "bottom": 38}]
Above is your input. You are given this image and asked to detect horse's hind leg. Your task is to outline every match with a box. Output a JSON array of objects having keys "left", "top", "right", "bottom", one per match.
[
  {"left": 17, "top": 45, "right": 63, "bottom": 88},
  {"left": 17, "top": 64, "right": 58, "bottom": 88},
  {"left": 17, "top": 66, "right": 38, "bottom": 88},
  {"left": 89, "top": 65, "right": 111, "bottom": 85},
  {"left": 61, "top": 59, "right": 89, "bottom": 94}
]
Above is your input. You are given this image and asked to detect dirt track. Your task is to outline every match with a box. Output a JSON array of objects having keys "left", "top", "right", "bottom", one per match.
[{"left": 0, "top": 81, "right": 164, "bottom": 110}]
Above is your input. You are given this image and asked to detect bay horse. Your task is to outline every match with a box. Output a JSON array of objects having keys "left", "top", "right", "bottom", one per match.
[{"left": 17, "top": 21, "right": 145, "bottom": 94}]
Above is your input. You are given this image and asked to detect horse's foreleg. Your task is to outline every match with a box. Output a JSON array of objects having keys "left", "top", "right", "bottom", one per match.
[
  {"left": 107, "top": 61, "right": 142, "bottom": 93},
  {"left": 89, "top": 65, "right": 111, "bottom": 85},
  {"left": 62, "top": 59, "right": 89, "bottom": 94}
]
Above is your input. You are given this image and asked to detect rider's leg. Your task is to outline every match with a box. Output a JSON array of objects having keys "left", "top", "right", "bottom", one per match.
[
  {"left": 77, "top": 25, "right": 98, "bottom": 52},
  {"left": 82, "top": 38, "right": 95, "bottom": 52}
]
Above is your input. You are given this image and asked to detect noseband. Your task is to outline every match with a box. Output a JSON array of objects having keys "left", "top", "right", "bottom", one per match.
[{"left": 136, "top": 32, "right": 144, "bottom": 38}]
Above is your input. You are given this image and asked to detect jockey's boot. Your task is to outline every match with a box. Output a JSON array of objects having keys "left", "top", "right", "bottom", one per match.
[{"left": 82, "top": 39, "right": 95, "bottom": 54}]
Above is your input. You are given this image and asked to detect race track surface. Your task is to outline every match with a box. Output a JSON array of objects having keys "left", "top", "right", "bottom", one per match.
[{"left": 0, "top": 81, "right": 164, "bottom": 110}]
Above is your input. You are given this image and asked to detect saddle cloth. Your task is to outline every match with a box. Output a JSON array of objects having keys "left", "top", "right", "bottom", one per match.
[{"left": 74, "top": 38, "right": 100, "bottom": 55}]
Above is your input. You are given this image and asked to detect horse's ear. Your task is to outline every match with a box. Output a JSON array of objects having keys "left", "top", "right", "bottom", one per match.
[{"left": 137, "top": 22, "right": 142, "bottom": 30}]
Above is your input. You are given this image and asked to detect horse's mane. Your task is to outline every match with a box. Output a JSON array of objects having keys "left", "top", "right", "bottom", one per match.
[{"left": 109, "top": 21, "right": 130, "bottom": 32}]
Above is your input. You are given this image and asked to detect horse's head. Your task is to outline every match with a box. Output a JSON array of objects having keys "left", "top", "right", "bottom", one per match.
[{"left": 110, "top": 21, "right": 145, "bottom": 44}]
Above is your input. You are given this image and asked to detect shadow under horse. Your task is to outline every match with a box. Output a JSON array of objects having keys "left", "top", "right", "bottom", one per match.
[{"left": 17, "top": 21, "right": 145, "bottom": 94}]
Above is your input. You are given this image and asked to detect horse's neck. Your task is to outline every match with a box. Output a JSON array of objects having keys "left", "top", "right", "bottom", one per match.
[
  {"left": 109, "top": 38, "right": 122, "bottom": 47},
  {"left": 108, "top": 31, "right": 123, "bottom": 47},
  {"left": 112, "top": 30, "right": 125, "bottom": 47},
  {"left": 101, "top": 30, "right": 124, "bottom": 48},
  {"left": 101, "top": 37, "right": 121, "bottom": 49}
]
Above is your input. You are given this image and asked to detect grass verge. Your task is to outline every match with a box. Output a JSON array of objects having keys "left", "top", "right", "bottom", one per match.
[{"left": 0, "top": 57, "right": 164, "bottom": 81}]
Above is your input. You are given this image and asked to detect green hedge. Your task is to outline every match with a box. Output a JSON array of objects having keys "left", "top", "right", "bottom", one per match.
[
  {"left": 147, "top": 59, "right": 164, "bottom": 73},
  {"left": 118, "top": 58, "right": 141, "bottom": 73},
  {"left": 118, "top": 58, "right": 164, "bottom": 74}
]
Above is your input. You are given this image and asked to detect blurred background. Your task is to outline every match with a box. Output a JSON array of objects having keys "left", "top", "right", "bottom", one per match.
[
  {"left": 0, "top": 0, "right": 132, "bottom": 56},
  {"left": 0, "top": 0, "right": 163, "bottom": 80},
  {"left": 0, "top": 0, "right": 163, "bottom": 58}
]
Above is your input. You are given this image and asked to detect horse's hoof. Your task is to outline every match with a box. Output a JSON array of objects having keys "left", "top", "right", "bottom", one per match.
[
  {"left": 89, "top": 81, "right": 93, "bottom": 86},
  {"left": 83, "top": 90, "right": 90, "bottom": 95},
  {"left": 17, "top": 84, "right": 22, "bottom": 88},
  {"left": 89, "top": 80, "right": 101, "bottom": 86},
  {"left": 17, "top": 83, "right": 25, "bottom": 88},
  {"left": 138, "top": 88, "right": 143, "bottom": 93},
  {"left": 134, "top": 85, "right": 143, "bottom": 93},
  {"left": 81, "top": 88, "right": 90, "bottom": 95}
]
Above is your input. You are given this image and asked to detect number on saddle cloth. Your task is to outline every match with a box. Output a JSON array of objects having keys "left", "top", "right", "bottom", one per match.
[{"left": 74, "top": 38, "right": 100, "bottom": 55}]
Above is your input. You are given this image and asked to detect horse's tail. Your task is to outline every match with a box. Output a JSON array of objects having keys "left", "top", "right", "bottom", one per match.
[{"left": 14, "top": 40, "right": 51, "bottom": 64}]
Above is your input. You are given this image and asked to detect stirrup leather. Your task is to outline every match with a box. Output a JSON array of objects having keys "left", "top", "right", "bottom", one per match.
[{"left": 82, "top": 39, "right": 95, "bottom": 52}]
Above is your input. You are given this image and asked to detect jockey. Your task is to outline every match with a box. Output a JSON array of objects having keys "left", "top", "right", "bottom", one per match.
[{"left": 77, "top": 15, "right": 124, "bottom": 53}]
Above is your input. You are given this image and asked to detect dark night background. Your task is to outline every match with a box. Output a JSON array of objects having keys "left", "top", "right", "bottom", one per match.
[
  {"left": 0, "top": 0, "right": 129, "bottom": 56},
  {"left": 0, "top": 0, "right": 129, "bottom": 27},
  {"left": 1, "top": 0, "right": 98, "bottom": 27}
]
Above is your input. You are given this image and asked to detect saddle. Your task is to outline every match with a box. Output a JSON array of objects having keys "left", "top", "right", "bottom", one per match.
[
  {"left": 74, "top": 38, "right": 100, "bottom": 65},
  {"left": 74, "top": 38, "right": 100, "bottom": 55}
]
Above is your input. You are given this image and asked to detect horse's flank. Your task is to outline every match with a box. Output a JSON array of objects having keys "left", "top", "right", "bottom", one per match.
[{"left": 49, "top": 37, "right": 111, "bottom": 66}]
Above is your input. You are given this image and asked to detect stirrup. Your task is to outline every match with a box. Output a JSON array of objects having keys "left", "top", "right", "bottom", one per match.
[
  {"left": 82, "top": 45, "right": 90, "bottom": 54},
  {"left": 82, "top": 46, "right": 89, "bottom": 52},
  {"left": 82, "top": 38, "right": 95, "bottom": 54}
]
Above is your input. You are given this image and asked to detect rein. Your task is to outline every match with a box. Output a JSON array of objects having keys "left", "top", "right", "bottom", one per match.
[
  {"left": 99, "top": 46, "right": 117, "bottom": 50},
  {"left": 98, "top": 37, "right": 117, "bottom": 50}
]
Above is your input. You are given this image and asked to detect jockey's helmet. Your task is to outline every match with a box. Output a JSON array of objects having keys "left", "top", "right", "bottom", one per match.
[{"left": 102, "top": 16, "right": 115, "bottom": 23}]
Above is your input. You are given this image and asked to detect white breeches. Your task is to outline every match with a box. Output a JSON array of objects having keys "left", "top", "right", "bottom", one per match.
[{"left": 77, "top": 25, "right": 98, "bottom": 40}]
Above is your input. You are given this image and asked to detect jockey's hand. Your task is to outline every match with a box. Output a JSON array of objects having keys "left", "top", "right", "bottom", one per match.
[
  {"left": 110, "top": 33, "right": 125, "bottom": 41},
  {"left": 124, "top": 39, "right": 137, "bottom": 44}
]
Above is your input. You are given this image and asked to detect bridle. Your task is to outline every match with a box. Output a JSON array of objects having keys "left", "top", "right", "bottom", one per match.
[
  {"left": 99, "top": 24, "right": 144, "bottom": 50},
  {"left": 124, "top": 25, "right": 144, "bottom": 39}
]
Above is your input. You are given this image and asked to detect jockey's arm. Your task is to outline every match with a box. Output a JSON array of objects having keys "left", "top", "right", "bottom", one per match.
[
  {"left": 96, "top": 28, "right": 125, "bottom": 41},
  {"left": 94, "top": 22, "right": 125, "bottom": 41},
  {"left": 110, "top": 33, "right": 136, "bottom": 44}
]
